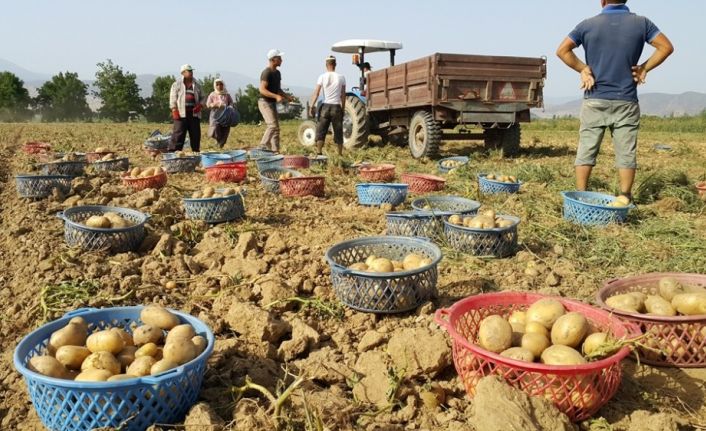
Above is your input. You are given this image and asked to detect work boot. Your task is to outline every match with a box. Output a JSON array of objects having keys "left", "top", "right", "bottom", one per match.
[{"left": 315, "top": 141, "right": 324, "bottom": 156}]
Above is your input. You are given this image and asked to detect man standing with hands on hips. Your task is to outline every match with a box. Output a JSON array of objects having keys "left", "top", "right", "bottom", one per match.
[
  {"left": 556, "top": 0, "right": 673, "bottom": 202},
  {"left": 258, "top": 49, "right": 291, "bottom": 153},
  {"left": 309, "top": 55, "right": 346, "bottom": 156},
  {"left": 169, "top": 64, "right": 204, "bottom": 152}
]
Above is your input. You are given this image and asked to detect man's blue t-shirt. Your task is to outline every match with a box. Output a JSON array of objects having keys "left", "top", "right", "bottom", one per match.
[{"left": 568, "top": 4, "right": 660, "bottom": 102}]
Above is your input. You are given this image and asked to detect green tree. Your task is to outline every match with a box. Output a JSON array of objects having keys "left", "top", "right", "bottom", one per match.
[
  {"left": 34, "top": 72, "right": 91, "bottom": 121},
  {"left": 144, "top": 75, "right": 175, "bottom": 122},
  {"left": 234, "top": 84, "right": 262, "bottom": 124},
  {"left": 0, "top": 71, "right": 31, "bottom": 121},
  {"left": 94, "top": 59, "right": 144, "bottom": 122},
  {"left": 198, "top": 74, "right": 218, "bottom": 123}
]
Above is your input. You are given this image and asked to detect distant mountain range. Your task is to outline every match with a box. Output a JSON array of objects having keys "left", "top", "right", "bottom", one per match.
[{"left": 538, "top": 92, "right": 706, "bottom": 117}]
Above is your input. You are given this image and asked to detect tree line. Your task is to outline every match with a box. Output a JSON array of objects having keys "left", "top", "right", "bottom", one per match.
[{"left": 0, "top": 59, "right": 301, "bottom": 123}]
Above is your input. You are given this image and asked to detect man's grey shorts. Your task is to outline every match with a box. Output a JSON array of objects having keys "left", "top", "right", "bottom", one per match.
[{"left": 576, "top": 99, "right": 640, "bottom": 169}]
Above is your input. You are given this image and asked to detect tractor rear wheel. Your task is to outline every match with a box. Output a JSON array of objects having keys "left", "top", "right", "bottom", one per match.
[
  {"left": 343, "top": 95, "right": 369, "bottom": 149},
  {"left": 408, "top": 111, "right": 441, "bottom": 159},
  {"left": 297, "top": 120, "right": 317, "bottom": 147}
]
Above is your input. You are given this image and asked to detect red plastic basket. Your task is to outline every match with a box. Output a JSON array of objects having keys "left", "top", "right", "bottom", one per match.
[
  {"left": 401, "top": 173, "right": 446, "bottom": 193},
  {"left": 86, "top": 151, "right": 115, "bottom": 163},
  {"left": 282, "top": 155, "right": 310, "bottom": 169},
  {"left": 435, "top": 292, "right": 635, "bottom": 422},
  {"left": 358, "top": 164, "right": 396, "bottom": 182},
  {"left": 596, "top": 272, "right": 706, "bottom": 368},
  {"left": 204, "top": 162, "right": 247, "bottom": 183},
  {"left": 23, "top": 142, "right": 52, "bottom": 155},
  {"left": 122, "top": 171, "right": 167, "bottom": 191},
  {"left": 280, "top": 176, "right": 325, "bottom": 197}
]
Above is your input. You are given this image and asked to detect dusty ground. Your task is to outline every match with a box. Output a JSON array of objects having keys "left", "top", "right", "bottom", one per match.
[{"left": 0, "top": 120, "right": 704, "bottom": 431}]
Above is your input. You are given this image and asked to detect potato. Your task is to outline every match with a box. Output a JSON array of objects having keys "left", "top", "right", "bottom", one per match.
[
  {"left": 192, "top": 335, "right": 208, "bottom": 355},
  {"left": 659, "top": 277, "right": 685, "bottom": 301},
  {"left": 191, "top": 191, "right": 203, "bottom": 199},
  {"left": 141, "top": 167, "right": 156, "bottom": 177},
  {"left": 107, "top": 374, "right": 137, "bottom": 382},
  {"left": 126, "top": 356, "right": 157, "bottom": 377},
  {"left": 392, "top": 260, "right": 404, "bottom": 271},
  {"left": 500, "top": 347, "right": 534, "bottom": 362},
  {"left": 75, "top": 369, "right": 112, "bottom": 381},
  {"left": 203, "top": 186, "right": 215, "bottom": 198},
  {"left": 448, "top": 214, "right": 462, "bottom": 225},
  {"left": 55, "top": 346, "right": 91, "bottom": 370},
  {"left": 508, "top": 311, "right": 526, "bottom": 326},
  {"left": 480, "top": 209, "right": 496, "bottom": 219},
  {"left": 551, "top": 312, "right": 589, "bottom": 348},
  {"left": 582, "top": 332, "right": 611, "bottom": 357},
  {"left": 116, "top": 346, "right": 138, "bottom": 369},
  {"left": 671, "top": 292, "right": 706, "bottom": 316},
  {"left": 110, "top": 328, "right": 134, "bottom": 347},
  {"left": 132, "top": 325, "right": 163, "bottom": 346},
  {"left": 477, "top": 315, "right": 512, "bottom": 353},
  {"left": 130, "top": 167, "right": 142, "bottom": 177},
  {"left": 150, "top": 359, "right": 178, "bottom": 375},
  {"left": 348, "top": 262, "right": 368, "bottom": 271},
  {"left": 85, "top": 215, "right": 112, "bottom": 229},
  {"left": 81, "top": 351, "right": 121, "bottom": 375},
  {"left": 165, "top": 324, "right": 196, "bottom": 345},
  {"left": 645, "top": 295, "right": 676, "bottom": 316},
  {"left": 540, "top": 345, "right": 587, "bottom": 366},
  {"left": 496, "top": 219, "right": 514, "bottom": 228},
  {"left": 141, "top": 305, "right": 180, "bottom": 330},
  {"left": 370, "top": 258, "right": 394, "bottom": 273},
  {"left": 508, "top": 175, "right": 518, "bottom": 183},
  {"left": 222, "top": 187, "right": 237, "bottom": 196},
  {"left": 486, "top": 174, "right": 496, "bottom": 180},
  {"left": 524, "top": 321, "right": 549, "bottom": 338},
  {"left": 48, "top": 319, "right": 88, "bottom": 354},
  {"left": 135, "top": 342, "right": 159, "bottom": 358},
  {"left": 605, "top": 293, "right": 642, "bottom": 313},
  {"left": 95, "top": 146, "right": 108, "bottom": 153},
  {"left": 29, "top": 356, "right": 68, "bottom": 378},
  {"left": 521, "top": 333, "right": 551, "bottom": 358},
  {"left": 104, "top": 213, "right": 131, "bottom": 229},
  {"left": 365, "top": 255, "right": 378, "bottom": 267},
  {"left": 163, "top": 338, "right": 198, "bottom": 365},
  {"left": 86, "top": 329, "right": 125, "bottom": 354},
  {"left": 526, "top": 298, "right": 566, "bottom": 329}
]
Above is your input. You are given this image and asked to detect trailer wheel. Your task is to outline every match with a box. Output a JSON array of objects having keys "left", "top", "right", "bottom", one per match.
[
  {"left": 343, "top": 95, "right": 369, "bottom": 149},
  {"left": 484, "top": 124, "right": 521, "bottom": 157},
  {"left": 297, "top": 120, "right": 317, "bottom": 147},
  {"left": 408, "top": 111, "right": 441, "bottom": 159}
]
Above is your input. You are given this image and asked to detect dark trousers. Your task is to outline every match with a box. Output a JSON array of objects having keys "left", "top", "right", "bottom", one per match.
[
  {"left": 171, "top": 112, "right": 201, "bottom": 152},
  {"left": 315, "top": 104, "right": 343, "bottom": 145}
]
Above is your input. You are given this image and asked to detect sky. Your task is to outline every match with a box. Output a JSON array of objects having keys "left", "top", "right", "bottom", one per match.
[{"left": 2, "top": 0, "right": 704, "bottom": 100}]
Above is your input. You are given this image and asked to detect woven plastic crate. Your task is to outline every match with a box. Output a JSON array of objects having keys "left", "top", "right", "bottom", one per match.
[
  {"left": 282, "top": 155, "right": 310, "bottom": 169},
  {"left": 15, "top": 175, "right": 73, "bottom": 199},
  {"left": 144, "top": 134, "right": 171, "bottom": 151},
  {"left": 41, "top": 161, "right": 87, "bottom": 177},
  {"left": 444, "top": 215, "right": 520, "bottom": 257},
  {"left": 561, "top": 191, "right": 634, "bottom": 226},
  {"left": 280, "top": 176, "right": 325, "bottom": 197},
  {"left": 204, "top": 162, "right": 247, "bottom": 183},
  {"left": 256, "top": 155, "right": 285, "bottom": 172},
  {"left": 325, "top": 236, "right": 442, "bottom": 313},
  {"left": 201, "top": 153, "right": 237, "bottom": 168},
  {"left": 438, "top": 156, "right": 469, "bottom": 174},
  {"left": 247, "top": 148, "right": 275, "bottom": 160},
  {"left": 356, "top": 183, "right": 408, "bottom": 206},
  {"left": 478, "top": 174, "right": 522, "bottom": 194},
  {"left": 161, "top": 156, "right": 200, "bottom": 173},
  {"left": 596, "top": 272, "right": 706, "bottom": 368},
  {"left": 401, "top": 173, "right": 446, "bottom": 193},
  {"left": 13, "top": 306, "right": 214, "bottom": 431},
  {"left": 385, "top": 211, "right": 439, "bottom": 239},
  {"left": 183, "top": 191, "right": 245, "bottom": 223},
  {"left": 23, "top": 141, "right": 52, "bottom": 155},
  {"left": 411, "top": 196, "right": 481, "bottom": 216},
  {"left": 92, "top": 157, "right": 129, "bottom": 173},
  {"left": 434, "top": 292, "right": 635, "bottom": 422},
  {"left": 57, "top": 206, "right": 150, "bottom": 253},
  {"left": 224, "top": 149, "right": 247, "bottom": 162},
  {"left": 259, "top": 168, "right": 302, "bottom": 194},
  {"left": 122, "top": 171, "right": 167, "bottom": 191},
  {"left": 358, "top": 164, "right": 396, "bottom": 182},
  {"left": 86, "top": 151, "right": 115, "bottom": 163}
]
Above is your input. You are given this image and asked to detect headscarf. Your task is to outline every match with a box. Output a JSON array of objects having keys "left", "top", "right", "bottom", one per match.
[{"left": 214, "top": 79, "right": 227, "bottom": 95}]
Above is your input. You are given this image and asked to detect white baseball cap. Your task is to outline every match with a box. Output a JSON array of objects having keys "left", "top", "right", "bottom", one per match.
[
  {"left": 180, "top": 64, "right": 194, "bottom": 73},
  {"left": 267, "top": 49, "right": 284, "bottom": 60}
]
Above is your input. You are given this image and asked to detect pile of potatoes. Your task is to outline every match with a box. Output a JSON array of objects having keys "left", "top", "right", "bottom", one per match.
[
  {"left": 27, "top": 305, "right": 207, "bottom": 382},
  {"left": 173, "top": 150, "right": 195, "bottom": 158},
  {"left": 448, "top": 209, "right": 514, "bottom": 229},
  {"left": 191, "top": 186, "right": 240, "bottom": 199},
  {"left": 278, "top": 171, "right": 294, "bottom": 180},
  {"left": 348, "top": 253, "right": 432, "bottom": 273},
  {"left": 605, "top": 277, "right": 706, "bottom": 317},
  {"left": 127, "top": 166, "right": 165, "bottom": 179},
  {"left": 441, "top": 159, "right": 464, "bottom": 169},
  {"left": 477, "top": 298, "right": 614, "bottom": 365},
  {"left": 98, "top": 153, "right": 117, "bottom": 162},
  {"left": 94, "top": 147, "right": 111, "bottom": 153},
  {"left": 606, "top": 195, "right": 631, "bottom": 208},
  {"left": 52, "top": 153, "right": 82, "bottom": 163},
  {"left": 83, "top": 212, "right": 133, "bottom": 229},
  {"left": 485, "top": 173, "right": 518, "bottom": 183}
]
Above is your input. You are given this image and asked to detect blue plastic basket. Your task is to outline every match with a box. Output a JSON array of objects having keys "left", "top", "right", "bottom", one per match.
[
  {"left": 385, "top": 211, "right": 439, "bottom": 239},
  {"left": 256, "top": 155, "right": 285, "bottom": 172},
  {"left": 201, "top": 153, "right": 238, "bottom": 168},
  {"left": 144, "top": 134, "right": 171, "bottom": 151},
  {"left": 41, "top": 161, "right": 87, "bottom": 177},
  {"left": 15, "top": 175, "right": 73, "bottom": 199},
  {"left": 259, "top": 168, "right": 302, "bottom": 194},
  {"left": 356, "top": 183, "right": 408, "bottom": 206},
  {"left": 561, "top": 191, "right": 634, "bottom": 226},
  {"left": 161, "top": 155, "right": 200, "bottom": 173},
  {"left": 410, "top": 195, "right": 481, "bottom": 216},
  {"left": 247, "top": 148, "right": 275, "bottom": 160},
  {"left": 444, "top": 215, "right": 520, "bottom": 257},
  {"left": 57, "top": 206, "right": 150, "bottom": 253},
  {"left": 92, "top": 157, "right": 129, "bottom": 172},
  {"left": 325, "top": 236, "right": 442, "bottom": 313},
  {"left": 478, "top": 174, "right": 522, "bottom": 194},
  {"left": 13, "top": 306, "right": 214, "bottom": 431},
  {"left": 224, "top": 149, "right": 247, "bottom": 162},
  {"left": 183, "top": 191, "right": 245, "bottom": 223},
  {"left": 437, "top": 156, "right": 469, "bottom": 174}
]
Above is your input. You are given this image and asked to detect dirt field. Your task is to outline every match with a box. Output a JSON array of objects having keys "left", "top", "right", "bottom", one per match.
[{"left": 0, "top": 120, "right": 704, "bottom": 431}]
